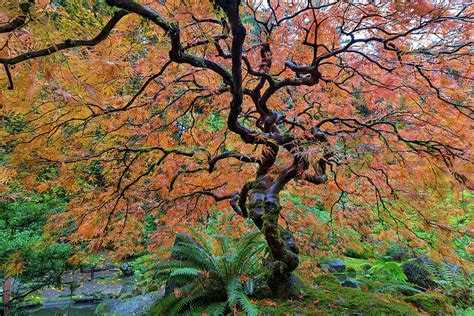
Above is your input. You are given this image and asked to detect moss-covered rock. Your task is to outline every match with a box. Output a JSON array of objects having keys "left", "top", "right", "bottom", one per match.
[
  {"left": 313, "top": 273, "right": 340, "bottom": 286},
  {"left": 404, "top": 293, "right": 454, "bottom": 315},
  {"left": 344, "top": 257, "right": 372, "bottom": 274},
  {"left": 345, "top": 246, "right": 373, "bottom": 259},
  {"left": 347, "top": 267, "right": 357, "bottom": 278},
  {"left": 401, "top": 257, "right": 436, "bottom": 290}
]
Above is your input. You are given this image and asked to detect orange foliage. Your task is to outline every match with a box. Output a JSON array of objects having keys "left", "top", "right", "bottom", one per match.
[{"left": 0, "top": 0, "right": 472, "bottom": 265}]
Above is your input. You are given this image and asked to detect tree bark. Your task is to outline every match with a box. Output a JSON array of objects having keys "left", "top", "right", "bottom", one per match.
[
  {"left": 2, "top": 277, "right": 13, "bottom": 316},
  {"left": 248, "top": 178, "right": 300, "bottom": 298}
]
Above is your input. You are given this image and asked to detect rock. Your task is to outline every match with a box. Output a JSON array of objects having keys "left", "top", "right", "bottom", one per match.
[
  {"left": 324, "top": 260, "right": 347, "bottom": 281},
  {"left": 401, "top": 257, "right": 436, "bottom": 290},
  {"left": 341, "top": 279, "right": 361, "bottom": 288},
  {"left": 73, "top": 296, "right": 101, "bottom": 304},
  {"left": 118, "top": 279, "right": 136, "bottom": 299},
  {"left": 20, "top": 300, "right": 99, "bottom": 315},
  {"left": 96, "top": 291, "right": 163, "bottom": 316},
  {"left": 347, "top": 267, "right": 357, "bottom": 278},
  {"left": 314, "top": 274, "right": 340, "bottom": 287},
  {"left": 361, "top": 263, "right": 372, "bottom": 272},
  {"left": 328, "top": 260, "right": 346, "bottom": 273},
  {"left": 120, "top": 263, "right": 134, "bottom": 277}
]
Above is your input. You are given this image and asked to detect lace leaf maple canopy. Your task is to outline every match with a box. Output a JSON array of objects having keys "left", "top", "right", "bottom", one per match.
[{"left": 1, "top": 0, "right": 472, "bottom": 290}]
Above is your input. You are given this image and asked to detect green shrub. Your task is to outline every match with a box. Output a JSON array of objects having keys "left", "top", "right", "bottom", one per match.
[
  {"left": 0, "top": 189, "right": 73, "bottom": 302},
  {"left": 132, "top": 254, "right": 159, "bottom": 294}
]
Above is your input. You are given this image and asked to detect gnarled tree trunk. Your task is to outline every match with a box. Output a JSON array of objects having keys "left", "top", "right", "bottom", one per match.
[{"left": 248, "top": 177, "right": 301, "bottom": 298}]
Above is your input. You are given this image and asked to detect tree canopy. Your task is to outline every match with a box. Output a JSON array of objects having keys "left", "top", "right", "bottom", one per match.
[{"left": 1, "top": 0, "right": 472, "bottom": 293}]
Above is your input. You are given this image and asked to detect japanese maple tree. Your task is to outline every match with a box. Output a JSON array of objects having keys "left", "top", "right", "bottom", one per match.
[{"left": 1, "top": 0, "right": 472, "bottom": 296}]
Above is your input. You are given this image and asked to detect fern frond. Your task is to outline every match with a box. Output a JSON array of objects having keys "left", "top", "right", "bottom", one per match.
[
  {"left": 186, "top": 227, "right": 216, "bottom": 257},
  {"left": 231, "top": 231, "right": 265, "bottom": 274},
  {"left": 154, "top": 282, "right": 204, "bottom": 315},
  {"left": 237, "top": 291, "right": 259, "bottom": 316},
  {"left": 174, "top": 286, "right": 220, "bottom": 315},
  {"left": 151, "top": 229, "right": 264, "bottom": 316},
  {"left": 171, "top": 244, "right": 216, "bottom": 271},
  {"left": 151, "top": 293, "right": 181, "bottom": 313},
  {"left": 169, "top": 294, "right": 195, "bottom": 315},
  {"left": 181, "top": 301, "right": 227, "bottom": 316},
  {"left": 227, "top": 277, "right": 243, "bottom": 307},
  {"left": 153, "top": 258, "right": 201, "bottom": 273},
  {"left": 235, "top": 243, "right": 266, "bottom": 275},
  {"left": 376, "top": 283, "right": 423, "bottom": 294},
  {"left": 169, "top": 267, "right": 201, "bottom": 278}
]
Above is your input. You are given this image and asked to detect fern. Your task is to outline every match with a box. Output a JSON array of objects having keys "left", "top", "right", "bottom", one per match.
[
  {"left": 369, "top": 261, "right": 407, "bottom": 282},
  {"left": 376, "top": 283, "right": 423, "bottom": 294},
  {"left": 226, "top": 277, "right": 242, "bottom": 307},
  {"left": 237, "top": 291, "right": 259, "bottom": 316},
  {"left": 169, "top": 267, "right": 200, "bottom": 277},
  {"left": 170, "top": 243, "right": 216, "bottom": 271},
  {"left": 181, "top": 302, "right": 227, "bottom": 316},
  {"left": 149, "top": 230, "right": 266, "bottom": 315},
  {"left": 432, "top": 261, "right": 472, "bottom": 304}
]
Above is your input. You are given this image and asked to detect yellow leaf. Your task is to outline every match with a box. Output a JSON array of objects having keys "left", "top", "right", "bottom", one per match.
[{"left": 37, "top": 182, "right": 49, "bottom": 193}]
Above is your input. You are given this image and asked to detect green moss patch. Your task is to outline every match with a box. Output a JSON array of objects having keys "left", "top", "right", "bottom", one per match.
[
  {"left": 404, "top": 293, "right": 454, "bottom": 315},
  {"left": 257, "top": 274, "right": 418, "bottom": 315}
]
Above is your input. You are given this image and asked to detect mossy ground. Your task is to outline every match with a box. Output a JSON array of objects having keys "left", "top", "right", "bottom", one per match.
[
  {"left": 404, "top": 292, "right": 454, "bottom": 315},
  {"left": 255, "top": 274, "right": 445, "bottom": 315}
]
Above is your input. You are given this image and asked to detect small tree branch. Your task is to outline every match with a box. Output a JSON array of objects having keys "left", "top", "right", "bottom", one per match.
[
  {"left": 0, "top": 0, "right": 34, "bottom": 34},
  {"left": 0, "top": 10, "right": 129, "bottom": 66}
]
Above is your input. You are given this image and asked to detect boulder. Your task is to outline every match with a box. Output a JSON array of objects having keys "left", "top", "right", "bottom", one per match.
[
  {"left": 328, "top": 260, "right": 346, "bottom": 273},
  {"left": 96, "top": 292, "right": 163, "bottom": 316},
  {"left": 341, "top": 279, "right": 361, "bottom": 288},
  {"left": 347, "top": 267, "right": 357, "bottom": 278},
  {"left": 119, "top": 264, "right": 134, "bottom": 277},
  {"left": 401, "top": 257, "right": 436, "bottom": 290}
]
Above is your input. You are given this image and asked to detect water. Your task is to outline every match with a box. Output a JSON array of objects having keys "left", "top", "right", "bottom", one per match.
[{"left": 19, "top": 301, "right": 99, "bottom": 316}]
